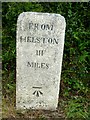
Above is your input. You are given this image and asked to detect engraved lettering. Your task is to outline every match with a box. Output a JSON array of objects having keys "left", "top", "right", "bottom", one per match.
[
  {"left": 27, "top": 62, "right": 49, "bottom": 69},
  {"left": 29, "top": 22, "right": 53, "bottom": 31},
  {"left": 34, "top": 23, "right": 39, "bottom": 30},
  {"left": 36, "top": 50, "right": 45, "bottom": 56},
  {"left": 46, "top": 24, "right": 53, "bottom": 30},
  {"left": 29, "top": 22, "right": 33, "bottom": 29},
  {"left": 41, "top": 24, "right": 45, "bottom": 30},
  {"left": 19, "top": 36, "right": 58, "bottom": 44}
]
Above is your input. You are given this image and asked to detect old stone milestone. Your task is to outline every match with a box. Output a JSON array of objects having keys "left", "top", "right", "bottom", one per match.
[{"left": 16, "top": 12, "right": 66, "bottom": 110}]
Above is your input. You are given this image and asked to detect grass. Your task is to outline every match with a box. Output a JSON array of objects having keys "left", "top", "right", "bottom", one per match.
[
  {"left": 2, "top": 93, "right": 66, "bottom": 119},
  {"left": 2, "top": 91, "right": 90, "bottom": 119}
]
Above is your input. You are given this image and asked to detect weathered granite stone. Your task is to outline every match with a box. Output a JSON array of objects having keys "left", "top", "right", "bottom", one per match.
[{"left": 16, "top": 12, "right": 66, "bottom": 110}]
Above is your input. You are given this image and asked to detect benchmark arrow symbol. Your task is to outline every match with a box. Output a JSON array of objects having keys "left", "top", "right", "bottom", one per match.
[{"left": 33, "top": 90, "right": 43, "bottom": 97}]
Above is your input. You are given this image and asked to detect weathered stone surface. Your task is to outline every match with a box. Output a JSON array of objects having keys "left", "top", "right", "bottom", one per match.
[{"left": 16, "top": 12, "right": 66, "bottom": 110}]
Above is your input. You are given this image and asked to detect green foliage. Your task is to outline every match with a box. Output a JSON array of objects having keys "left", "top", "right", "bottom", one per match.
[
  {"left": 65, "top": 97, "right": 90, "bottom": 119},
  {"left": 2, "top": 2, "right": 90, "bottom": 118}
]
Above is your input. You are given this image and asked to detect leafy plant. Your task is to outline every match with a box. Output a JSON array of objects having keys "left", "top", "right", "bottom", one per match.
[
  {"left": 65, "top": 97, "right": 89, "bottom": 119},
  {"left": 2, "top": 2, "right": 90, "bottom": 118}
]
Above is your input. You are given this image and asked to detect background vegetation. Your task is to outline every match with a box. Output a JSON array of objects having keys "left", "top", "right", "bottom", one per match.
[{"left": 2, "top": 2, "right": 90, "bottom": 119}]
